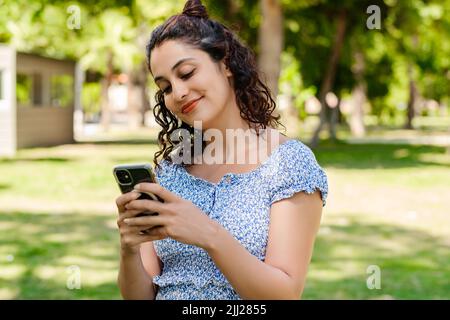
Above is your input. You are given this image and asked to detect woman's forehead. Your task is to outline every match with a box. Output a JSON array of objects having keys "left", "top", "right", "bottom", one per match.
[{"left": 150, "top": 41, "right": 201, "bottom": 72}]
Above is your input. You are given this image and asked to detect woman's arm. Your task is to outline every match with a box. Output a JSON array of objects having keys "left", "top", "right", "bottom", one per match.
[
  {"left": 115, "top": 191, "right": 161, "bottom": 300},
  {"left": 117, "top": 247, "right": 157, "bottom": 300},
  {"left": 204, "top": 190, "right": 323, "bottom": 300}
]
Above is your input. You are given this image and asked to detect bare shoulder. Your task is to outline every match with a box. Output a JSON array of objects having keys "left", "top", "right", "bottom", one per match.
[
  {"left": 278, "top": 133, "right": 291, "bottom": 144},
  {"left": 267, "top": 127, "right": 292, "bottom": 146}
]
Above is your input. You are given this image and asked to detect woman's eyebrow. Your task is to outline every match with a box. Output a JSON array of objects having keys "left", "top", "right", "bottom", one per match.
[{"left": 154, "top": 57, "right": 195, "bottom": 83}]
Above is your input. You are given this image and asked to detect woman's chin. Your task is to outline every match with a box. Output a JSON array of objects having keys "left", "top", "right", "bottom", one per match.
[{"left": 188, "top": 113, "right": 216, "bottom": 129}]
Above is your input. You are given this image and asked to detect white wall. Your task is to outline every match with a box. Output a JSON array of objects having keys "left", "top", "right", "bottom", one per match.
[{"left": 0, "top": 45, "right": 16, "bottom": 157}]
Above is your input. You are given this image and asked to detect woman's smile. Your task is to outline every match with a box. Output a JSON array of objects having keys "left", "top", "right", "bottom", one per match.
[{"left": 182, "top": 97, "right": 203, "bottom": 114}]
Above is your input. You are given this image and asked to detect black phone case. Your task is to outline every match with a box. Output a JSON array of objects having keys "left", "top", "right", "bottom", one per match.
[{"left": 113, "top": 163, "right": 164, "bottom": 216}]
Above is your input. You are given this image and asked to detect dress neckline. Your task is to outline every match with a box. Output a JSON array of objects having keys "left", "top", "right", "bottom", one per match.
[{"left": 175, "top": 139, "right": 298, "bottom": 187}]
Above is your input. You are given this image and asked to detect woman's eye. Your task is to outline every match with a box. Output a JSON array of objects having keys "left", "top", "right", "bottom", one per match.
[
  {"left": 162, "top": 86, "right": 171, "bottom": 94},
  {"left": 160, "top": 70, "right": 194, "bottom": 94},
  {"left": 181, "top": 70, "right": 194, "bottom": 79}
]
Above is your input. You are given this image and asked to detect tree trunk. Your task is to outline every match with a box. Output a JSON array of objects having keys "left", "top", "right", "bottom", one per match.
[
  {"left": 100, "top": 50, "right": 113, "bottom": 131},
  {"left": 349, "top": 50, "right": 366, "bottom": 137},
  {"left": 127, "top": 69, "right": 141, "bottom": 130},
  {"left": 310, "top": 10, "right": 347, "bottom": 148},
  {"left": 350, "top": 84, "right": 367, "bottom": 137},
  {"left": 134, "top": 22, "right": 152, "bottom": 127},
  {"left": 404, "top": 63, "right": 417, "bottom": 129},
  {"left": 330, "top": 96, "right": 340, "bottom": 140},
  {"left": 258, "top": 0, "right": 283, "bottom": 98},
  {"left": 139, "top": 61, "right": 151, "bottom": 127},
  {"left": 405, "top": 35, "right": 419, "bottom": 130}
]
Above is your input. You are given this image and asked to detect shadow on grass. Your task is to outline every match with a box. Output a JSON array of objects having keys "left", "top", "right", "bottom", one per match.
[
  {"left": 303, "top": 214, "right": 450, "bottom": 299},
  {"left": 75, "top": 138, "right": 159, "bottom": 146},
  {"left": 0, "top": 210, "right": 449, "bottom": 299},
  {"left": 0, "top": 157, "right": 72, "bottom": 164},
  {"left": 0, "top": 211, "right": 121, "bottom": 299},
  {"left": 312, "top": 140, "right": 450, "bottom": 169}
]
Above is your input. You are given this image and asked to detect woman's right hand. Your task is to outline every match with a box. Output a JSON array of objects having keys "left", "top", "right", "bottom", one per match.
[{"left": 116, "top": 191, "right": 155, "bottom": 255}]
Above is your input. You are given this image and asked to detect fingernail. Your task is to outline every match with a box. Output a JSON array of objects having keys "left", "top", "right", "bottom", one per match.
[
  {"left": 124, "top": 218, "right": 130, "bottom": 224},
  {"left": 134, "top": 184, "right": 141, "bottom": 190}
]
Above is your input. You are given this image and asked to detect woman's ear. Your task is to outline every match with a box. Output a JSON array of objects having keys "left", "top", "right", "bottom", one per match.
[
  {"left": 225, "top": 67, "right": 232, "bottom": 77},
  {"left": 220, "top": 60, "right": 232, "bottom": 77}
]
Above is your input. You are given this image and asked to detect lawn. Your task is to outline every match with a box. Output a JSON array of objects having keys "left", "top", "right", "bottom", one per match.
[{"left": 0, "top": 134, "right": 449, "bottom": 299}]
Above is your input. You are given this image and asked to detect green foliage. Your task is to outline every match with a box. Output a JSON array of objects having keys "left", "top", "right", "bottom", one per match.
[
  {"left": 15, "top": 74, "right": 32, "bottom": 105},
  {"left": 81, "top": 82, "right": 101, "bottom": 116},
  {"left": 383, "top": 0, "right": 449, "bottom": 104},
  {"left": 79, "top": 8, "right": 139, "bottom": 73},
  {"left": 50, "top": 75, "right": 74, "bottom": 108},
  {"left": 279, "top": 50, "right": 317, "bottom": 120},
  {"left": 0, "top": 0, "right": 448, "bottom": 124}
]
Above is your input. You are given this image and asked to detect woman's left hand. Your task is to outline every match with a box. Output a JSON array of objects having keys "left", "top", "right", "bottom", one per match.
[{"left": 123, "top": 183, "right": 219, "bottom": 249}]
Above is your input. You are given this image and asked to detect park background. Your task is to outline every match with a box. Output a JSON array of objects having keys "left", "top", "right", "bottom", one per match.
[{"left": 0, "top": 0, "right": 449, "bottom": 299}]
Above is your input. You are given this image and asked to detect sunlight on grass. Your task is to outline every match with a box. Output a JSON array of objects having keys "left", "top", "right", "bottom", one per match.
[
  {"left": 0, "top": 288, "right": 20, "bottom": 299},
  {"left": 80, "top": 269, "right": 118, "bottom": 287},
  {"left": 42, "top": 233, "right": 89, "bottom": 243},
  {"left": 0, "top": 265, "right": 26, "bottom": 280},
  {"left": 308, "top": 269, "right": 353, "bottom": 282},
  {"left": 33, "top": 265, "right": 61, "bottom": 280},
  {"left": 58, "top": 255, "right": 118, "bottom": 270}
]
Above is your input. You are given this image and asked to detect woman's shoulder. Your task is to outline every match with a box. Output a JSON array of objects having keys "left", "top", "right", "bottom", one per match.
[
  {"left": 264, "top": 128, "right": 312, "bottom": 159},
  {"left": 272, "top": 136, "right": 318, "bottom": 166},
  {"left": 264, "top": 136, "right": 328, "bottom": 206}
]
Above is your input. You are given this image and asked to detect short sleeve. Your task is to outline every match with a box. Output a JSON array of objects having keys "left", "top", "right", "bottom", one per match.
[{"left": 269, "top": 141, "right": 328, "bottom": 207}]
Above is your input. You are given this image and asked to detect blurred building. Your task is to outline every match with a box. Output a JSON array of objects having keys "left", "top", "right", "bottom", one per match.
[{"left": 0, "top": 45, "right": 82, "bottom": 157}]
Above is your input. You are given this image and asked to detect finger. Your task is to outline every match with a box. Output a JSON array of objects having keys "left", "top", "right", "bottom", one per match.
[
  {"left": 117, "top": 210, "right": 160, "bottom": 230},
  {"left": 138, "top": 226, "right": 168, "bottom": 241},
  {"left": 117, "top": 209, "right": 144, "bottom": 223},
  {"left": 116, "top": 191, "right": 141, "bottom": 212},
  {"left": 125, "top": 199, "right": 166, "bottom": 215},
  {"left": 137, "top": 226, "right": 159, "bottom": 236},
  {"left": 125, "top": 228, "right": 167, "bottom": 245},
  {"left": 133, "top": 183, "right": 178, "bottom": 203},
  {"left": 123, "top": 215, "right": 166, "bottom": 228},
  {"left": 121, "top": 225, "right": 154, "bottom": 235}
]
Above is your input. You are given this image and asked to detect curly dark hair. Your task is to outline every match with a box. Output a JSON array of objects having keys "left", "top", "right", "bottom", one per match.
[{"left": 146, "top": 0, "right": 284, "bottom": 170}]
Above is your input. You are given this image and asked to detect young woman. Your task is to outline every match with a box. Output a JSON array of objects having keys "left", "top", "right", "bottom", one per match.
[{"left": 116, "top": 0, "right": 328, "bottom": 300}]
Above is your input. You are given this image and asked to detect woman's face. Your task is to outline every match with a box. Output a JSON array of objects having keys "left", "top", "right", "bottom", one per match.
[{"left": 150, "top": 40, "right": 234, "bottom": 129}]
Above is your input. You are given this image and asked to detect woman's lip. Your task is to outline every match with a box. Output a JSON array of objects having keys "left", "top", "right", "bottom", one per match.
[{"left": 182, "top": 97, "right": 202, "bottom": 114}]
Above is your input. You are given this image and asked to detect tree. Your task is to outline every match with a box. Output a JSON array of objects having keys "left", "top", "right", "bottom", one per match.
[
  {"left": 384, "top": 0, "right": 449, "bottom": 129},
  {"left": 258, "top": 0, "right": 284, "bottom": 98},
  {"left": 79, "top": 8, "right": 139, "bottom": 131},
  {"left": 283, "top": 0, "right": 395, "bottom": 146}
]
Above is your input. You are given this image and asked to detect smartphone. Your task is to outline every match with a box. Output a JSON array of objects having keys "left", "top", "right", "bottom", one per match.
[{"left": 113, "top": 163, "right": 164, "bottom": 217}]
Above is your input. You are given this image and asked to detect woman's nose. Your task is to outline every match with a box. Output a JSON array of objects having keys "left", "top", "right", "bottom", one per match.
[{"left": 172, "top": 80, "right": 189, "bottom": 102}]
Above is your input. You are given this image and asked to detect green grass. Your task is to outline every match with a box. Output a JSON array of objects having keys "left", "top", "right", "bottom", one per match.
[
  {"left": 0, "top": 134, "right": 449, "bottom": 299},
  {"left": 303, "top": 140, "right": 450, "bottom": 299}
]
